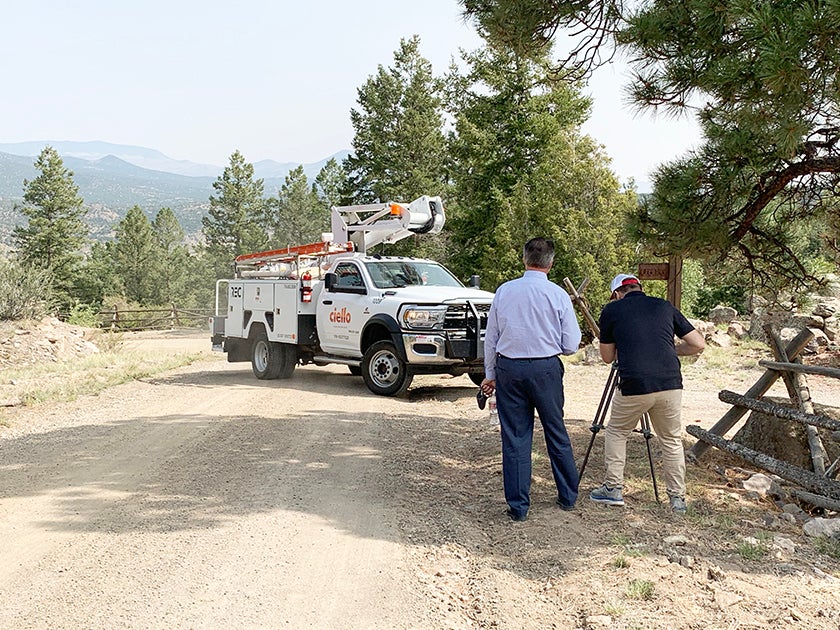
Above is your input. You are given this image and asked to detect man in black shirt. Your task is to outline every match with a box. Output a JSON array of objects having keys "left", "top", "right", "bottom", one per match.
[{"left": 590, "top": 274, "right": 706, "bottom": 514}]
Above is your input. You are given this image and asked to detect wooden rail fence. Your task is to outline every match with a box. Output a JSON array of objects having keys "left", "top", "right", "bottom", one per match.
[
  {"left": 688, "top": 326, "right": 840, "bottom": 510},
  {"left": 94, "top": 305, "right": 213, "bottom": 332}
]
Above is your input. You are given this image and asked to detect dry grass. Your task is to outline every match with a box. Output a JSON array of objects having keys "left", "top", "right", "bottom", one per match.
[{"left": 0, "top": 349, "right": 204, "bottom": 411}]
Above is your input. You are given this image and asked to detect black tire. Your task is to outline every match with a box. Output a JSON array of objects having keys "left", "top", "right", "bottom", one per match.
[
  {"left": 277, "top": 343, "right": 297, "bottom": 379},
  {"left": 251, "top": 331, "right": 282, "bottom": 379},
  {"left": 362, "top": 340, "right": 413, "bottom": 396},
  {"left": 348, "top": 365, "right": 362, "bottom": 376},
  {"left": 468, "top": 372, "right": 484, "bottom": 386}
]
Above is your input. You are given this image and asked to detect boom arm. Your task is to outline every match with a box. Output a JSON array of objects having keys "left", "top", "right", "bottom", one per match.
[
  {"left": 231, "top": 195, "right": 446, "bottom": 278},
  {"left": 331, "top": 195, "right": 445, "bottom": 253}
]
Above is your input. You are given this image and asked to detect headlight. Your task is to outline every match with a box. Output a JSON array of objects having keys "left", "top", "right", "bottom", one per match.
[{"left": 401, "top": 306, "right": 447, "bottom": 330}]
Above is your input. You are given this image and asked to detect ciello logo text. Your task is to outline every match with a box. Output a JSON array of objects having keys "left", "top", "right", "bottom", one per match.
[{"left": 329, "top": 307, "right": 351, "bottom": 323}]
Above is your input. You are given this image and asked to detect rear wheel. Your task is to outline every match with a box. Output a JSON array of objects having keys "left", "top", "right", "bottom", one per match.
[
  {"left": 277, "top": 343, "right": 297, "bottom": 379},
  {"left": 362, "top": 340, "right": 413, "bottom": 396},
  {"left": 252, "top": 331, "right": 282, "bottom": 379}
]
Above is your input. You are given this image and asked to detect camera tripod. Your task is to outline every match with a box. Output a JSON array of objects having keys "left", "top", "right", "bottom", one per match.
[{"left": 578, "top": 364, "right": 661, "bottom": 503}]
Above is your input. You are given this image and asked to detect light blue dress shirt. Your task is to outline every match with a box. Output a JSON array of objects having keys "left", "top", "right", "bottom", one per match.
[{"left": 484, "top": 270, "right": 582, "bottom": 380}]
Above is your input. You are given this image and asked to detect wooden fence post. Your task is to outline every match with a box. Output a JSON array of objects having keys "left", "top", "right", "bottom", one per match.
[{"left": 688, "top": 328, "right": 814, "bottom": 460}]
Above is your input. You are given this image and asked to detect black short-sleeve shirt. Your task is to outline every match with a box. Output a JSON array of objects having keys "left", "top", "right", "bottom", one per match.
[{"left": 598, "top": 291, "right": 696, "bottom": 395}]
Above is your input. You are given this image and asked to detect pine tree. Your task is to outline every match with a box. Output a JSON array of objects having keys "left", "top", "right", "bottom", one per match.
[
  {"left": 74, "top": 242, "right": 120, "bottom": 308},
  {"left": 151, "top": 207, "right": 189, "bottom": 305},
  {"left": 463, "top": 0, "right": 840, "bottom": 291},
  {"left": 446, "top": 45, "right": 636, "bottom": 300},
  {"left": 314, "top": 158, "right": 348, "bottom": 209},
  {"left": 267, "top": 166, "right": 328, "bottom": 248},
  {"left": 202, "top": 150, "right": 267, "bottom": 278},
  {"left": 345, "top": 36, "right": 451, "bottom": 259},
  {"left": 13, "top": 146, "right": 88, "bottom": 308},
  {"left": 345, "top": 36, "right": 447, "bottom": 203},
  {"left": 112, "top": 206, "right": 157, "bottom": 304}
]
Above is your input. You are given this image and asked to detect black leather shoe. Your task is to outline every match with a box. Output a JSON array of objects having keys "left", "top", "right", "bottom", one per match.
[
  {"left": 476, "top": 389, "right": 488, "bottom": 410},
  {"left": 556, "top": 498, "right": 576, "bottom": 511},
  {"left": 505, "top": 508, "right": 527, "bottom": 522}
]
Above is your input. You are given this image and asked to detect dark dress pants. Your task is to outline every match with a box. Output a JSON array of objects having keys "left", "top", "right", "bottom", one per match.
[{"left": 495, "top": 355, "right": 579, "bottom": 517}]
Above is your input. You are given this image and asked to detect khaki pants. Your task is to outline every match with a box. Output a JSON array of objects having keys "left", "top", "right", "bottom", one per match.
[{"left": 604, "top": 389, "right": 686, "bottom": 498}]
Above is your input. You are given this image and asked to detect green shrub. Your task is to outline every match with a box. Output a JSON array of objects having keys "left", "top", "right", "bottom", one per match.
[
  {"left": 678, "top": 257, "right": 751, "bottom": 319},
  {"left": 694, "top": 284, "right": 747, "bottom": 319},
  {"left": 0, "top": 258, "right": 55, "bottom": 320},
  {"left": 67, "top": 303, "right": 102, "bottom": 328}
]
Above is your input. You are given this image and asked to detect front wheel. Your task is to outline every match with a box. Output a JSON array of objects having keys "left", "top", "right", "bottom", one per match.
[{"left": 362, "top": 340, "right": 413, "bottom": 396}]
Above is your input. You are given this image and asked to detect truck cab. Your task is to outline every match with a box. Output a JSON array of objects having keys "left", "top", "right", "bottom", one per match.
[{"left": 314, "top": 253, "right": 493, "bottom": 395}]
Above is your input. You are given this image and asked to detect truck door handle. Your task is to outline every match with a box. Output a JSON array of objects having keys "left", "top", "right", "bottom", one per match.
[{"left": 323, "top": 300, "right": 333, "bottom": 305}]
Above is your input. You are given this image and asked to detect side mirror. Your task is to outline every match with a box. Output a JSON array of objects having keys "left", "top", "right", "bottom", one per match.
[
  {"left": 324, "top": 272, "right": 337, "bottom": 291},
  {"left": 468, "top": 274, "right": 480, "bottom": 288}
]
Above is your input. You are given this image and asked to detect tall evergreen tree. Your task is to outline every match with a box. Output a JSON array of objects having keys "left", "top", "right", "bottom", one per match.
[
  {"left": 151, "top": 207, "right": 189, "bottom": 305},
  {"left": 74, "top": 242, "right": 119, "bottom": 308},
  {"left": 13, "top": 146, "right": 88, "bottom": 307},
  {"left": 447, "top": 45, "right": 636, "bottom": 300},
  {"left": 345, "top": 36, "right": 448, "bottom": 203},
  {"left": 345, "top": 37, "right": 453, "bottom": 260},
  {"left": 202, "top": 150, "right": 267, "bottom": 278},
  {"left": 112, "top": 206, "right": 157, "bottom": 304},
  {"left": 463, "top": 0, "right": 840, "bottom": 292},
  {"left": 314, "top": 158, "right": 348, "bottom": 209},
  {"left": 266, "top": 166, "right": 327, "bottom": 248}
]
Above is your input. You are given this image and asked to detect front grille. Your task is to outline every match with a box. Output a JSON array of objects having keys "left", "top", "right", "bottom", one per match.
[{"left": 443, "top": 302, "right": 490, "bottom": 333}]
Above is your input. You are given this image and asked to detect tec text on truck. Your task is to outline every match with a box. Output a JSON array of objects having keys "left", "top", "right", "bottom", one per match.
[{"left": 209, "top": 196, "right": 494, "bottom": 396}]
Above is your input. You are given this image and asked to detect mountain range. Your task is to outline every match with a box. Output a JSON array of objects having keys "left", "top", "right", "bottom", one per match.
[{"left": 0, "top": 141, "right": 350, "bottom": 242}]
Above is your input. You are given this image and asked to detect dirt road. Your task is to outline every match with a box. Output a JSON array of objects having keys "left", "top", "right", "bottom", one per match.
[{"left": 1, "top": 335, "right": 838, "bottom": 628}]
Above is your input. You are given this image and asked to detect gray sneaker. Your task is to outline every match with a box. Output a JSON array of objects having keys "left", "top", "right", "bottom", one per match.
[
  {"left": 589, "top": 484, "right": 625, "bottom": 506},
  {"left": 669, "top": 495, "right": 687, "bottom": 515}
]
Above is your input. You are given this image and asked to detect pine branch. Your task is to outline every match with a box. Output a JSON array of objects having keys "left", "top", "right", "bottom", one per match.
[{"left": 730, "top": 155, "right": 840, "bottom": 242}]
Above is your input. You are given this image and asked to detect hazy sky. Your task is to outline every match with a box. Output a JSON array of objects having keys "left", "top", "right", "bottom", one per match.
[{"left": 2, "top": 0, "right": 700, "bottom": 188}]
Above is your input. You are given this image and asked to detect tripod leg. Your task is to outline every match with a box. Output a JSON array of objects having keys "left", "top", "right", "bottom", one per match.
[
  {"left": 591, "top": 366, "right": 618, "bottom": 430},
  {"left": 578, "top": 424, "right": 601, "bottom": 478},
  {"left": 578, "top": 367, "right": 618, "bottom": 477},
  {"left": 640, "top": 413, "right": 660, "bottom": 503}
]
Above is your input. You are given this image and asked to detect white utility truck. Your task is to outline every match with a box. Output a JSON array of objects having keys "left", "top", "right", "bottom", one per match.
[{"left": 209, "top": 196, "right": 494, "bottom": 396}]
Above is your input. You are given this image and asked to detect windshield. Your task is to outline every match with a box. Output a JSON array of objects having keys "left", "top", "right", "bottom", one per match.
[{"left": 365, "top": 260, "right": 464, "bottom": 289}]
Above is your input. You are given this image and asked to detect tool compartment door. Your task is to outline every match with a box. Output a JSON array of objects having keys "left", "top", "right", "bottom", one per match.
[
  {"left": 225, "top": 282, "right": 246, "bottom": 337},
  {"left": 269, "top": 281, "right": 299, "bottom": 342}
]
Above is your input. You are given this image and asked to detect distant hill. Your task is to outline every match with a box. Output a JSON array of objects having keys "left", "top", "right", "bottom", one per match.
[
  {"left": 0, "top": 142, "right": 350, "bottom": 244},
  {"left": 0, "top": 141, "right": 220, "bottom": 177}
]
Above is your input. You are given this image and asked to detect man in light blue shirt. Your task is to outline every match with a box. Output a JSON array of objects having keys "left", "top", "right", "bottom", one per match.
[{"left": 481, "top": 238, "right": 582, "bottom": 521}]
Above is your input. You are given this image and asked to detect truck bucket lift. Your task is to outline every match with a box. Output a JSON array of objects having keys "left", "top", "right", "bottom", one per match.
[
  {"left": 331, "top": 195, "right": 445, "bottom": 254},
  {"left": 232, "top": 195, "right": 446, "bottom": 278}
]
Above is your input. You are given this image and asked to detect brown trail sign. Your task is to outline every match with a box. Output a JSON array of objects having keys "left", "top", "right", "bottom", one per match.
[{"left": 638, "top": 255, "right": 682, "bottom": 309}]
